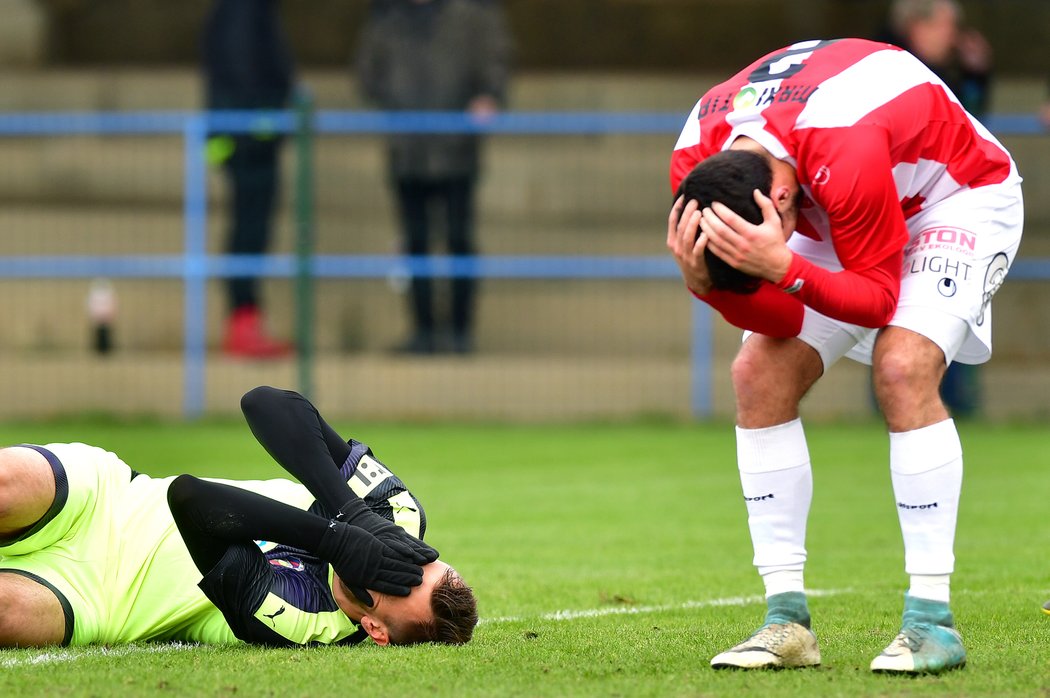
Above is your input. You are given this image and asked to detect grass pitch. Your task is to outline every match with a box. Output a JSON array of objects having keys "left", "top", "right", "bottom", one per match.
[{"left": 0, "top": 418, "right": 1046, "bottom": 697}]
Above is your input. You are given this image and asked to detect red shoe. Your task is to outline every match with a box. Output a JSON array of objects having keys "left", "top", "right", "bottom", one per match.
[{"left": 223, "top": 307, "right": 292, "bottom": 358}]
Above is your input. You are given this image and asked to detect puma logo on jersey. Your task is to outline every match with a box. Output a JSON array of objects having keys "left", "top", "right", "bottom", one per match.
[{"left": 263, "top": 606, "right": 287, "bottom": 625}]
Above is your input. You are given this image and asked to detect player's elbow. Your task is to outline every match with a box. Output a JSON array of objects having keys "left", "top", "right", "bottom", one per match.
[
  {"left": 239, "top": 385, "right": 282, "bottom": 418},
  {"left": 870, "top": 289, "right": 898, "bottom": 328},
  {"left": 166, "top": 474, "right": 205, "bottom": 514},
  {"left": 851, "top": 293, "right": 897, "bottom": 329}
]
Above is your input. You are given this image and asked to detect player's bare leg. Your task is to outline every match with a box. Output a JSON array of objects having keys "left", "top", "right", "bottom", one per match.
[
  {"left": 711, "top": 335, "right": 823, "bottom": 669},
  {"left": 0, "top": 572, "right": 67, "bottom": 647},
  {"left": 872, "top": 327, "right": 949, "bottom": 433},
  {"left": 732, "top": 334, "right": 823, "bottom": 428},
  {"left": 0, "top": 447, "right": 69, "bottom": 647},
  {"left": 870, "top": 326, "right": 966, "bottom": 674},
  {"left": 0, "top": 446, "right": 57, "bottom": 539}
]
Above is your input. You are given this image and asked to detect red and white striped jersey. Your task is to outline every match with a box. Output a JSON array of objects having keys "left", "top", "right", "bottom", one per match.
[{"left": 669, "top": 38, "right": 1017, "bottom": 333}]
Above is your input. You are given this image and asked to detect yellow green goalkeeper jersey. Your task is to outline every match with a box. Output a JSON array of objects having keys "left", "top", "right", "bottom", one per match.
[
  {"left": 0, "top": 443, "right": 325, "bottom": 645},
  {"left": 0, "top": 440, "right": 425, "bottom": 647}
]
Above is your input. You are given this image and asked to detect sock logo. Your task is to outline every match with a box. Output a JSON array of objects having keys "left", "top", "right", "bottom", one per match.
[
  {"left": 744, "top": 493, "right": 775, "bottom": 502},
  {"left": 897, "top": 501, "right": 938, "bottom": 510}
]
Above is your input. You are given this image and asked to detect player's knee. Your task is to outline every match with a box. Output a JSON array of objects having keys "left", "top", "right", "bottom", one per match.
[
  {"left": 730, "top": 350, "right": 763, "bottom": 394},
  {"left": 730, "top": 350, "right": 792, "bottom": 402},
  {"left": 0, "top": 574, "right": 66, "bottom": 647},
  {"left": 873, "top": 351, "right": 936, "bottom": 403},
  {"left": 0, "top": 447, "right": 53, "bottom": 527}
]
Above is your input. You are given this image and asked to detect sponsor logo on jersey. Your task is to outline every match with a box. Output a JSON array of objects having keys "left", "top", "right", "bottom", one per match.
[
  {"left": 269, "top": 557, "right": 306, "bottom": 572},
  {"left": 904, "top": 227, "right": 977, "bottom": 257},
  {"left": 905, "top": 226, "right": 979, "bottom": 291},
  {"left": 728, "top": 83, "right": 819, "bottom": 113},
  {"left": 697, "top": 91, "right": 735, "bottom": 117},
  {"left": 733, "top": 87, "right": 759, "bottom": 110},
  {"left": 263, "top": 605, "right": 287, "bottom": 626},
  {"left": 907, "top": 255, "right": 973, "bottom": 281}
]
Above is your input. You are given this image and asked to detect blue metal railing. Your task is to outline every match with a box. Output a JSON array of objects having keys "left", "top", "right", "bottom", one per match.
[{"left": 0, "top": 110, "right": 1046, "bottom": 417}]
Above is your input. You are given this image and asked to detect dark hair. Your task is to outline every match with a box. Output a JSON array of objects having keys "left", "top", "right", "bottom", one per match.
[
  {"left": 675, "top": 149, "right": 773, "bottom": 294},
  {"left": 391, "top": 567, "right": 479, "bottom": 645}
]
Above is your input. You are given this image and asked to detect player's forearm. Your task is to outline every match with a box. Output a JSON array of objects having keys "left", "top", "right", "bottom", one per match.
[
  {"left": 168, "top": 475, "right": 331, "bottom": 574},
  {"left": 774, "top": 252, "right": 900, "bottom": 328},
  {"left": 240, "top": 386, "right": 355, "bottom": 515},
  {"left": 167, "top": 475, "right": 420, "bottom": 600},
  {"left": 698, "top": 283, "right": 805, "bottom": 337}
]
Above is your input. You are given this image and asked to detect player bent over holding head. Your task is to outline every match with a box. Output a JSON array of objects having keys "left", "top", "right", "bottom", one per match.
[
  {"left": 667, "top": 38, "right": 1022, "bottom": 673},
  {"left": 0, "top": 386, "right": 477, "bottom": 648}
]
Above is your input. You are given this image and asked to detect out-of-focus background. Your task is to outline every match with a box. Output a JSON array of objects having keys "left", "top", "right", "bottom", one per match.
[{"left": 1, "top": 0, "right": 1047, "bottom": 422}]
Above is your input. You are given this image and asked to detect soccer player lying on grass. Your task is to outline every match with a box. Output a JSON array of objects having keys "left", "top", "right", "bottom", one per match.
[
  {"left": 667, "top": 38, "right": 1022, "bottom": 674},
  {"left": 0, "top": 386, "right": 477, "bottom": 648}
]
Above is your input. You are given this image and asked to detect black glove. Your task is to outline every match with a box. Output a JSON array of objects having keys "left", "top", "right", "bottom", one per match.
[
  {"left": 316, "top": 521, "right": 423, "bottom": 606},
  {"left": 336, "top": 497, "right": 439, "bottom": 566}
]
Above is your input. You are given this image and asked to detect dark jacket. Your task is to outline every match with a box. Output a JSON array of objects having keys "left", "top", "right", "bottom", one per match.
[
  {"left": 203, "top": 0, "right": 295, "bottom": 112},
  {"left": 355, "top": 0, "right": 512, "bottom": 179},
  {"left": 876, "top": 28, "right": 990, "bottom": 117}
]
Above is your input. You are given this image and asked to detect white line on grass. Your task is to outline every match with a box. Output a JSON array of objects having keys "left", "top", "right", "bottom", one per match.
[
  {"left": 0, "top": 641, "right": 200, "bottom": 668},
  {"left": 2, "top": 590, "right": 854, "bottom": 665},
  {"left": 481, "top": 587, "right": 852, "bottom": 624}
]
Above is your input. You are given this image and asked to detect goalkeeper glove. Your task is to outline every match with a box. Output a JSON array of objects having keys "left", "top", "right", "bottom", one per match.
[
  {"left": 335, "top": 497, "right": 439, "bottom": 565},
  {"left": 316, "top": 520, "right": 423, "bottom": 606}
]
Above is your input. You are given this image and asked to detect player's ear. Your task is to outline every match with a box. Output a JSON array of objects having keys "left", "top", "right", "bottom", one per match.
[
  {"left": 770, "top": 184, "right": 793, "bottom": 213},
  {"left": 359, "top": 615, "right": 390, "bottom": 646}
]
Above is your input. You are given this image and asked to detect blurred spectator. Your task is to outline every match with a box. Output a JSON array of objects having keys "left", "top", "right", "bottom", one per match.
[
  {"left": 203, "top": 0, "right": 294, "bottom": 358},
  {"left": 355, "top": 0, "right": 512, "bottom": 355},
  {"left": 879, "top": 0, "right": 993, "bottom": 117},
  {"left": 878, "top": 0, "right": 993, "bottom": 416}
]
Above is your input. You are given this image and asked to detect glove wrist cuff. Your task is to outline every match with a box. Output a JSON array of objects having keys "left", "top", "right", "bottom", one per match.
[{"left": 335, "top": 497, "right": 367, "bottom": 524}]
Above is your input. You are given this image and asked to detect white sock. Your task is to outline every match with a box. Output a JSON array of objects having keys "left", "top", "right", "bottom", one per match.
[
  {"left": 909, "top": 574, "right": 951, "bottom": 603},
  {"left": 763, "top": 569, "right": 806, "bottom": 598},
  {"left": 736, "top": 419, "right": 812, "bottom": 597},
  {"left": 890, "top": 419, "right": 962, "bottom": 596}
]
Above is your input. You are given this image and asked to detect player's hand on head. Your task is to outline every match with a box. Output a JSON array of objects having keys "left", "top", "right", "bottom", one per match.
[
  {"left": 701, "top": 189, "right": 792, "bottom": 284},
  {"left": 666, "top": 195, "right": 714, "bottom": 295},
  {"left": 317, "top": 521, "right": 424, "bottom": 605},
  {"left": 373, "top": 526, "right": 439, "bottom": 565},
  {"left": 336, "top": 499, "right": 439, "bottom": 565}
]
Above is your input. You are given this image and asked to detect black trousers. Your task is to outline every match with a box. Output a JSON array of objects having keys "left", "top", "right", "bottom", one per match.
[
  {"left": 393, "top": 176, "right": 477, "bottom": 337},
  {"left": 225, "top": 137, "right": 281, "bottom": 311}
]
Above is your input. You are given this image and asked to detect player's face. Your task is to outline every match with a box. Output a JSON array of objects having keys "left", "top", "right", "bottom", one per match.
[
  {"left": 334, "top": 560, "right": 452, "bottom": 645},
  {"left": 374, "top": 560, "right": 450, "bottom": 631}
]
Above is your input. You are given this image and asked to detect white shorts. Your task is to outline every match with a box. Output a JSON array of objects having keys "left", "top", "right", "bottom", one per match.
[{"left": 748, "top": 179, "right": 1024, "bottom": 369}]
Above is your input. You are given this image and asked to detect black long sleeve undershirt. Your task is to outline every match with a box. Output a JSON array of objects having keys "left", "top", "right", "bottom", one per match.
[
  {"left": 168, "top": 474, "right": 331, "bottom": 574},
  {"left": 167, "top": 474, "right": 423, "bottom": 601},
  {"left": 169, "top": 387, "right": 356, "bottom": 575},
  {"left": 239, "top": 386, "right": 358, "bottom": 516}
]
